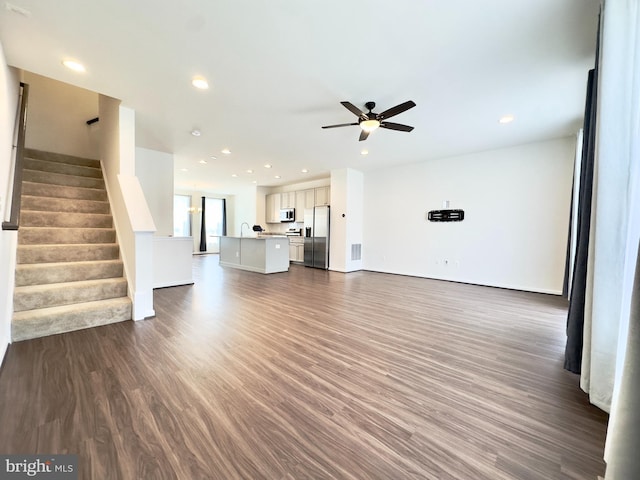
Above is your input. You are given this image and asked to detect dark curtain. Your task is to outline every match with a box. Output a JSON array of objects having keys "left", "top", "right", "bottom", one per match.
[
  {"left": 222, "top": 199, "right": 227, "bottom": 236},
  {"left": 564, "top": 64, "right": 598, "bottom": 373},
  {"left": 199, "top": 196, "right": 207, "bottom": 252}
]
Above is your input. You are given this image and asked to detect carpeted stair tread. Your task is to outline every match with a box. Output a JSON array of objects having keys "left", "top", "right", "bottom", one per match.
[
  {"left": 19, "top": 227, "right": 116, "bottom": 245},
  {"left": 23, "top": 169, "right": 105, "bottom": 189},
  {"left": 12, "top": 297, "right": 132, "bottom": 342},
  {"left": 24, "top": 148, "right": 101, "bottom": 168},
  {"left": 17, "top": 243, "right": 120, "bottom": 264},
  {"left": 21, "top": 181, "right": 107, "bottom": 202},
  {"left": 14, "top": 278, "right": 128, "bottom": 312},
  {"left": 15, "top": 260, "right": 124, "bottom": 286},
  {"left": 23, "top": 157, "right": 102, "bottom": 179},
  {"left": 21, "top": 195, "right": 109, "bottom": 214},
  {"left": 21, "top": 210, "right": 112, "bottom": 228}
]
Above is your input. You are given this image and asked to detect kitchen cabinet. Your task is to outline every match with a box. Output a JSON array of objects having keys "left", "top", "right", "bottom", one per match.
[
  {"left": 295, "top": 189, "right": 315, "bottom": 222},
  {"left": 289, "top": 237, "right": 304, "bottom": 263},
  {"left": 220, "top": 236, "right": 289, "bottom": 273},
  {"left": 281, "top": 191, "right": 295, "bottom": 208},
  {"left": 315, "top": 186, "right": 330, "bottom": 206},
  {"left": 266, "top": 186, "right": 329, "bottom": 223},
  {"left": 265, "top": 193, "right": 281, "bottom": 223}
]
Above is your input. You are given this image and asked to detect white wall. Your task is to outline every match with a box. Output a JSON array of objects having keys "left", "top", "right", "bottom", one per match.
[
  {"left": 99, "top": 96, "right": 155, "bottom": 319},
  {"left": 330, "top": 168, "right": 363, "bottom": 272},
  {"left": 232, "top": 186, "right": 258, "bottom": 236},
  {"left": 136, "top": 147, "right": 174, "bottom": 236},
  {"left": 363, "top": 137, "right": 575, "bottom": 294},
  {"left": 23, "top": 72, "right": 99, "bottom": 159},
  {"left": 0, "top": 42, "right": 20, "bottom": 363}
]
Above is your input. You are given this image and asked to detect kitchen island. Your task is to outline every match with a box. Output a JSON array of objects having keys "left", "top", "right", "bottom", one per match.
[{"left": 219, "top": 236, "right": 289, "bottom": 274}]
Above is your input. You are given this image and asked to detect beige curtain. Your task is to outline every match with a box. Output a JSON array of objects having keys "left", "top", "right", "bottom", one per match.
[{"left": 590, "top": 0, "right": 640, "bottom": 477}]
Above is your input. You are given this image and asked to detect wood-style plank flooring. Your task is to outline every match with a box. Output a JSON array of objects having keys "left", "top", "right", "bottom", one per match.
[{"left": 0, "top": 255, "right": 608, "bottom": 479}]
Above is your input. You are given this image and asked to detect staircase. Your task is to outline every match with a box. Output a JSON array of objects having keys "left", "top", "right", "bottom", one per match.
[{"left": 12, "top": 149, "right": 132, "bottom": 342}]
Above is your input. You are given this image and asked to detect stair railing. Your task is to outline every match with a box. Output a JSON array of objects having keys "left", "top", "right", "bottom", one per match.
[{"left": 2, "top": 82, "right": 29, "bottom": 231}]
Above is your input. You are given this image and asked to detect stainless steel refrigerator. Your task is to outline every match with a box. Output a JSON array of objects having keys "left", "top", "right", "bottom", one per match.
[{"left": 304, "top": 205, "right": 330, "bottom": 269}]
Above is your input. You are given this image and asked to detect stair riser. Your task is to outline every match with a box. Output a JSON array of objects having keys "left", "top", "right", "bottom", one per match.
[
  {"left": 19, "top": 228, "right": 116, "bottom": 245},
  {"left": 22, "top": 181, "right": 107, "bottom": 202},
  {"left": 23, "top": 158, "right": 102, "bottom": 179},
  {"left": 15, "top": 261, "right": 124, "bottom": 287},
  {"left": 24, "top": 149, "right": 101, "bottom": 169},
  {"left": 24, "top": 169, "right": 105, "bottom": 190},
  {"left": 21, "top": 211, "right": 112, "bottom": 228},
  {"left": 14, "top": 280, "right": 128, "bottom": 312},
  {"left": 21, "top": 196, "right": 110, "bottom": 214},
  {"left": 12, "top": 299, "right": 132, "bottom": 342},
  {"left": 17, "top": 245, "right": 120, "bottom": 264}
]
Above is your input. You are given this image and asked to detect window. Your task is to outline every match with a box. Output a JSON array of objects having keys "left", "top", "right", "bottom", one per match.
[
  {"left": 204, "top": 197, "right": 225, "bottom": 253},
  {"left": 173, "top": 194, "right": 192, "bottom": 237}
]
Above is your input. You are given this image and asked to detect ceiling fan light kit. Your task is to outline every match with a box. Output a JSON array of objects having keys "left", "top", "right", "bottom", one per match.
[
  {"left": 322, "top": 100, "right": 416, "bottom": 141},
  {"left": 360, "top": 119, "right": 380, "bottom": 132}
]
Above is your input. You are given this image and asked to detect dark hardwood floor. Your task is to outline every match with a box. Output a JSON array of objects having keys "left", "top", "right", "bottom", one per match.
[{"left": 0, "top": 255, "right": 608, "bottom": 479}]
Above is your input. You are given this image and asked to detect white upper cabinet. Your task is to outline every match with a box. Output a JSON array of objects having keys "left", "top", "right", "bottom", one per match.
[
  {"left": 314, "top": 186, "right": 330, "bottom": 206},
  {"left": 281, "top": 191, "right": 295, "bottom": 208},
  {"left": 265, "top": 193, "right": 281, "bottom": 223},
  {"left": 266, "top": 185, "right": 329, "bottom": 223}
]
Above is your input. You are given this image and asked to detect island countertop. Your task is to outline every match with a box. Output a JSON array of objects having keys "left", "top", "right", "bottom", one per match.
[{"left": 219, "top": 236, "right": 289, "bottom": 274}]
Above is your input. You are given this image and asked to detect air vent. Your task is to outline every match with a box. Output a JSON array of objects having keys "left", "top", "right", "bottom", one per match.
[
  {"left": 351, "top": 244, "right": 362, "bottom": 261},
  {"left": 427, "top": 209, "right": 464, "bottom": 222}
]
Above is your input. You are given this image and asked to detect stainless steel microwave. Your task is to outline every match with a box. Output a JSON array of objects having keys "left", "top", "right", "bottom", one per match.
[{"left": 279, "top": 208, "right": 295, "bottom": 222}]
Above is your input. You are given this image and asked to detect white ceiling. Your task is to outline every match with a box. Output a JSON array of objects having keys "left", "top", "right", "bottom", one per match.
[{"left": 0, "top": 0, "right": 599, "bottom": 194}]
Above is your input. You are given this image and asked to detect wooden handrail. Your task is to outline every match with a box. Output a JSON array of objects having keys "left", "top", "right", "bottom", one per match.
[{"left": 2, "top": 82, "right": 29, "bottom": 231}]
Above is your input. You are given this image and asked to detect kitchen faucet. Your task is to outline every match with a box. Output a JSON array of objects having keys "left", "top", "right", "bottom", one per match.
[{"left": 240, "top": 222, "right": 250, "bottom": 237}]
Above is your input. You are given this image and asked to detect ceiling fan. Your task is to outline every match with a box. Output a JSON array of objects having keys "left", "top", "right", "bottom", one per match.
[{"left": 322, "top": 100, "right": 416, "bottom": 141}]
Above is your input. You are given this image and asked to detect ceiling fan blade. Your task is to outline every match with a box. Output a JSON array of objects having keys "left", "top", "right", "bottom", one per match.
[
  {"left": 341, "top": 101, "right": 368, "bottom": 119},
  {"left": 380, "top": 122, "right": 414, "bottom": 132},
  {"left": 322, "top": 122, "right": 359, "bottom": 129},
  {"left": 378, "top": 100, "right": 416, "bottom": 120},
  {"left": 359, "top": 129, "right": 370, "bottom": 141}
]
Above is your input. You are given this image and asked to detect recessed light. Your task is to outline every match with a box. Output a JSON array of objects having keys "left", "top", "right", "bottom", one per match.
[
  {"left": 198, "top": 160, "right": 207, "bottom": 164},
  {"left": 191, "top": 76, "right": 209, "bottom": 90},
  {"left": 264, "top": 164, "right": 272, "bottom": 169},
  {"left": 274, "top": 175, "right": 281, "bottom": 179},
  {"left": 221, "top": 148, "right": 231, "bottom": 154},
  {"left": 252, "top": 180, "right": 257, "bottom": 184},
  {"left": 180, "top": 168, "right": 188, "bottom": 172},
  {"left": 62, "top": 59, "right": 85, "bottom": 72},
  {"left": 191, "top": 129, "right": 201, "bottom": 136},
  {"left": 301, "top": 169, "right": 308, "bottom": 173},
  {"left": 361, "top": 149, "right": 369, "bottom": 155},
  {"left": 246, "top": 169, "right": 253, "bottom": 174},
  {"left": 231, "top": 174, "right": 238, "bottom": 177},
  {"left": 210, "top": 156, "right": 217, "bottom": 160},
  {"left": 499, "top": 114, "right": 515, "bottom": 124}
]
